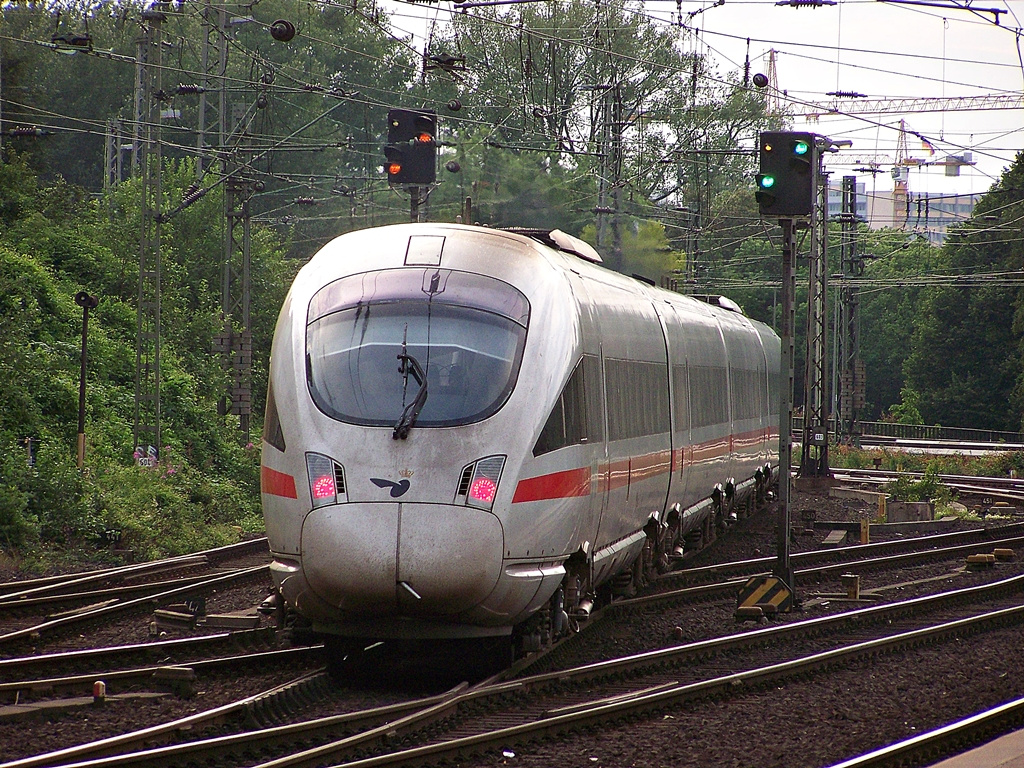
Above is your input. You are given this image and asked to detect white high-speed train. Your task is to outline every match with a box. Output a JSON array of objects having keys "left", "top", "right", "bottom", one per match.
[{"left": 260, "top": 223, "right": 780, "bottom": 654}]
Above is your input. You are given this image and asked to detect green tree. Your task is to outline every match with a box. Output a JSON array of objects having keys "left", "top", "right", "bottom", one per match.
[{"left": 903, "top": 154, "right": 1024, "bottom": 430}]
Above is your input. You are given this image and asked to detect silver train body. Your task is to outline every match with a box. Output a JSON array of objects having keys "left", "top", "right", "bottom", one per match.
[{"left": 261, "top": 223, "right": 780, "bottom": 643}]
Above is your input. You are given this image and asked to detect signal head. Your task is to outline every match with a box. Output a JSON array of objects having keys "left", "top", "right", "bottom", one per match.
[
  {"left": 756, "top": 130, "right": 817, "bottom": 217},
  {"left": 384, "top": 108, "right": 438, "bottom": 185}
]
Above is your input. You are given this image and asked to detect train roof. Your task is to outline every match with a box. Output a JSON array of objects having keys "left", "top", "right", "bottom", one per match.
[
  {"left": 500, "top": 227, "right": 757, "bottom": 322},
  {"left": 500, "top": 228, "right": 603, "bottom": 264}
]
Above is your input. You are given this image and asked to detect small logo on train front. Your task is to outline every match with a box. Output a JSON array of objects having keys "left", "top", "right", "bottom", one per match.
[{"left": 371, "top": 478, "right": 411, "bottom": 498}]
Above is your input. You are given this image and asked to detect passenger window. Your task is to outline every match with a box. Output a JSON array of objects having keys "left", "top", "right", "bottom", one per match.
[{"left": 533, "top": 358, "right": 590, "bottom": 456}]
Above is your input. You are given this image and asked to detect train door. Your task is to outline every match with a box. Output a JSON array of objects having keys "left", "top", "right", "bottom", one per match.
[
  {"left": 660, "top": 300, "right": 692, "bottom": 512},
  {"left": 564, "top": 270, "right": 608, "bottom": 558}
]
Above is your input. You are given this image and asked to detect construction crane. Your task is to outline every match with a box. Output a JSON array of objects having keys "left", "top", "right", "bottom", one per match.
[{"left": 802, "top": 92, "right": 1024, "bottom": 120}]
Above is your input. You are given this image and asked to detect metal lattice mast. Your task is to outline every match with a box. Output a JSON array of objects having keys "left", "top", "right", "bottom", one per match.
[
  {"left": 594, "top": 83, "right": 613, "bottom": 258},
  {"left": 799, "top": 156, "right": 831, "bottom": 478},
  {"left": 837, "top": 175, "right": 864, "bottom": 444},
  {"left": 104, "top": 118, "right": 126, "bottom": 190},
  {"left": 197, "top": 1, "right": 254, "bottom": 439},
  {"left": 197, "top": 0, "right": 228, "bottom": 176},
  {"left": 221, "top": 72, "right": 255, "bottom": 439},
  {"left": 218, "top": 161, "right": 253, "bottom": 437},
  {"left": 133, "top": 6, "right": 166, "bottom": 462}
]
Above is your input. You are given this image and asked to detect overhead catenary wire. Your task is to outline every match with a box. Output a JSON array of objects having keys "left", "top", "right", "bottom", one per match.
[{"left": 3, "top": 0, "right": 1020, "bottom": 236}]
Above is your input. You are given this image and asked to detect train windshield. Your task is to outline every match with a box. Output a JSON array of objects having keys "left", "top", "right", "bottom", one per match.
[{"left": 306, "top": 269, "right": 530, "bottom": 428}]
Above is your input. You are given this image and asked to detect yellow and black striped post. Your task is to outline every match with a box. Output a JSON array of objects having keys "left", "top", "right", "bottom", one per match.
[{"left": 735, "top": 575, "right": 794, "bottom": 620}]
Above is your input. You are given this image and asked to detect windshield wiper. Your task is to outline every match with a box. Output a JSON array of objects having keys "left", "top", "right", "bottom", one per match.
[{"left": 393, "top": 353, "right": 428, "bottom": 440}]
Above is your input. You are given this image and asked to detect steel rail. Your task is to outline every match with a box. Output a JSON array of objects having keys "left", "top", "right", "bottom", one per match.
[
  {"left": 301, "top": 601, "right": 1024, "bottom": 768},
  {"left": 0, "top": 645, "right": 321, "bottom": 702},
  {"left": 0, "top": 628, "right": 276, "bottom": 680},
  {"left": 0, "top": 684, "right": 471, "bottom": 768},
  {"left": 660, "top": 519, "right": 1024, "bottom": 588},
  {"left": 0, "top": 565, "right": 270, "bottom": 647},
  {"left": 0, "top": 538, "right": 268, "bottom": 602},
  {"left": 833, "top": 468, "right": 1024, "bottom": 502},
  {"left": 0, "top": 556, "right": 210, "bottom": 603},
  {"left": 0, "top": 572, "right": 253, "bottom": 615},
  {"left": 615, "top": 532, "right": 1024, "bottom": 608},
  {"left": 19, "top": 573, "right": 1024, "bottom": 768},
  {"left": 0, "top": 670, "right": 332, "bottom": 768},
  {"left": 825, "top": 696, "right": 1024, "bottom": 768}
]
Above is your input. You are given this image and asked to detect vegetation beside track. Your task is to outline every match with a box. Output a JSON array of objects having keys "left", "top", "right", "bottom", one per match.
[
  {"left": 0, "top": 159, "right": 287, "bottom": 570},
  {"left": 830, "top": 445, "right": 1024, "bottom": 479}
]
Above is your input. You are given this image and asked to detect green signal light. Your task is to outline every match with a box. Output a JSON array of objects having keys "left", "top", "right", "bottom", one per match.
[
  {"left": 759, "top": 174, "right": 776, "bottom": 189},
  {"left": 793, "top": 140, "right": 810, "bottom": 156}
]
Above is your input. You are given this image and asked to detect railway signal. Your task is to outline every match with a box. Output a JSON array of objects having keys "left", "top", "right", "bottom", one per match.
[
  {"left": 755, "top": 131, "right": 817, "bottom": 217},
  {"left": 385, "top": 108, "right": 437, "bottom": 186}
]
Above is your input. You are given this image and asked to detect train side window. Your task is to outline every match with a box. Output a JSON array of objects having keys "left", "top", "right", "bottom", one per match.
[
  {"left": 768, "top": 367, "right": 780, "bottom": 416},
  {"left": 263, "top": 381, "right": 286, "bottom": 452},
  {"left": 533, "top": 359, "right": 589, "bottom": 456},
  {"left": 690, "top": 364, "right": 729, "bottom": 428},
  {"left": 583, "top": 354, "right": 604, "bottom": 443},
  {"left": 672, "top": 364, "right": 690, "bottom": 432},
  {"left": 606, "top": 359, "right": 669, "bottom": 440},
  {"left": 732, "top": 368, "right": 762, "bottom": 421}
]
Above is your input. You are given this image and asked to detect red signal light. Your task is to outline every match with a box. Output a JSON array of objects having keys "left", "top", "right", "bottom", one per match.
[
  {"left": 388, "top": 162, "right": 402, "bottom": 176},
  {"left": 416, "top": 132, "right": 433, "bottom": 144}
]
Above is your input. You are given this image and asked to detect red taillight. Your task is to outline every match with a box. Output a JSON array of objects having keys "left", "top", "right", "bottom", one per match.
[
  {"left": 464, "top": 456, "right": 505, "bottom": 510},
  {"left": 469, "top": 476, "right": 497, "bottom": 504},
  {"left": 312, "top": 474, "right": 336, "bottom": 499},
  {"left": 306, "top": 453, "right": 345, "bottom": 508}
]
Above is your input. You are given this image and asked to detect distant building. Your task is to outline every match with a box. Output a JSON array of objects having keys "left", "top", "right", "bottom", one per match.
[
  {"left": 826, "top": 180, "right": 869, "bottom": 221},
  {"left": 860, "top": 187, "right": 981, "bottom": 245}
]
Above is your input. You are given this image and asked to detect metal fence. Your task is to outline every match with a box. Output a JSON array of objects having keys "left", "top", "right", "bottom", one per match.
[{"left": 792, "top": 417, "right": 1024, "bottom": 446}]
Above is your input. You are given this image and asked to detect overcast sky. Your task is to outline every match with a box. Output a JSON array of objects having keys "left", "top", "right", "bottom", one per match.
[{"left": 382, "top": 0, "right": 1024, "bottom": 198}]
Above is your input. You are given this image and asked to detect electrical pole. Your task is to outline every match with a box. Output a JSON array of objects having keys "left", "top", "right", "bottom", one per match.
[
  {"left": 798, "top": 150, "right": 832, "bottom": 480},
  {"left": 609, "top": 81, "right": 623, "bottom": 268},
  {"left": 200, "top": 2, "right": 258, "bottom": 440},
  {"left": 133, "top": 4, "right": 166, "bottom": 465},
  {"left": 775, "top": 218, "right": 797, "bottom": 590},
  {"left": 197, "top": 0, "right": 228, "bottom": 177},
  {"left": 837, "top": 175, "right": 864, "bottom": 445},
  {"left": 593, "top": 83, "right": 614, "bottom": 263},
  {"left": 218, "top": 159, "right": 254, "bottom": 438}
]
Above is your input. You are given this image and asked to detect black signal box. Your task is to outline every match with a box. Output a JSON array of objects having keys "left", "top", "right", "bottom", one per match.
[
  {"left": 755, "top": 131, "right": 817, "bottom": 217},
  {"left": 385, "top": 108, "right": 437, "bottom": 186}
]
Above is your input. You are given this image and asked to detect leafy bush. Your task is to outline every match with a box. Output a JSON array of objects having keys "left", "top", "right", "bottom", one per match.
[
  {"left": 0, "top": 439, "right": 37, "bottom": 551},
  {"left": 883, "top": 465, "right": 953, "bottom": 504},
  {"left": 0, "top": 159, "right": 274, "bottom": 567}
]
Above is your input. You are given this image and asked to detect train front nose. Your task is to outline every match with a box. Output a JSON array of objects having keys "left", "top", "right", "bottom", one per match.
[{"left": 299, "top": 503, "right": 503, "bottom": 617}]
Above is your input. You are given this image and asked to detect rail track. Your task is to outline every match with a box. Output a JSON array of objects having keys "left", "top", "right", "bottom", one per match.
[
  {"left": 825, "top": 696, "right": 1024, "bottom": 768},
  {"left": 9, "top": 570, "right": 1024, "bottom": 768},
  {"left": 0, "top": 539, "right": 272, "bottom": 653},
  {"left": 0, "top": 539, "right": 270, "bottom": 603},
  {"left": 619, "top": 523, "right": 1024, "bottom": 610}
]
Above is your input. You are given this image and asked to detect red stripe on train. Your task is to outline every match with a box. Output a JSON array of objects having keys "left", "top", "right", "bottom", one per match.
[
  {"left": 513, "top": 429, "right": 776, "bottom": 503},
  {"left": 512, "top": 467, "right": 592, "bottom": 503},
  {"left": 261, "top": 466, "right": 298, "bottom": 499}
]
